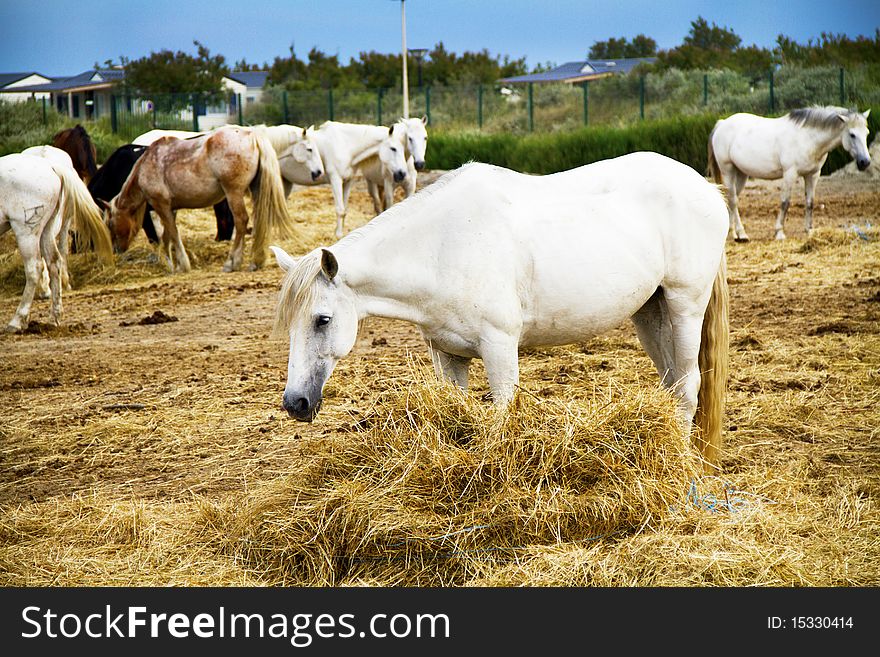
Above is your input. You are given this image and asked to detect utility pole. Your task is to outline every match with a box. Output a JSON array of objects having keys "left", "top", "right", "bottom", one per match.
[{"left": 401, "top": 0, "right": 409, "bottom": 118}]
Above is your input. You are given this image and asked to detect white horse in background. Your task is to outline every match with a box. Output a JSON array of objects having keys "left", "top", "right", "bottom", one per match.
[
  {"left": 0, "top": 153, "right": 113, "bottom": 331},
  {"left": 356, "top": 116, "right": 430, "bottom": 214},
  {"left": 270, "top": 153, "right": 730, "bottom": 471},
  {"left": 354, "top": 129, "right": 413, "bottom": 216},
  {"left": 308, "top": 121, "right": 422, "bottom": 238},
  {"left": 133, "top": 125, "right": 324, "bottom": 180},
  {"left": 708, "top": 106, "right": 872, "bottom": 241}
]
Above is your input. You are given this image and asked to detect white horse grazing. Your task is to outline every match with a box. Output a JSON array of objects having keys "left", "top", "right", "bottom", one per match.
[
  {"left": 0, "top": 153, "right": 113, "bottom": 331},
  {"left": 354, "top": 130, "right": 413, "bottom": 215},
  {"left": 271, "top": 153, "right": 730, "bottom": 470},
  {"left": 708, "top": 106, "right": 872, "bottom": 241}
]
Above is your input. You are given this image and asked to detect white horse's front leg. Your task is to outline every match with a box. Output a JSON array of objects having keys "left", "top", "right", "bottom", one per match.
[
  {"left": 479, "top": 329, "right": 520, "bottom": 406},
  {"left": 803, "top": 172, "right": 819, "bottom": 236},
  {"left": 774, "top": 171, "right": 798, "bottom": 240}
]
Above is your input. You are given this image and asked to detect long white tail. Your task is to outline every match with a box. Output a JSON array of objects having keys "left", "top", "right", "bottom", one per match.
[{"left": 52, "top": 163, "right": 114, "bottom": 265}]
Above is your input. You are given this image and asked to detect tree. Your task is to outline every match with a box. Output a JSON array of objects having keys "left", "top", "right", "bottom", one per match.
[
  {"left": 589, "top": 35, "right": 657, "bottom": 59},
  {"left": 122, "top": 41, "right": 228, "bottom": 95},
  {"left": 657, "top": 17, "right": 744, "bottom": 69}
]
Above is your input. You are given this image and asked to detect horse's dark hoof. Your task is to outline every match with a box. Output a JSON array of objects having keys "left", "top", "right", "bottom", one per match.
[{"left": 733, "top": 237, "right": 750, "bottom": 243}]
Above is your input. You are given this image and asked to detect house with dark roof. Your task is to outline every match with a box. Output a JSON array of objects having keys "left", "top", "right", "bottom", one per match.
[
  {"left": 500, "top": 57, "right": 656, "bottom": 85},
  {"left": 4, "top": 69, "right": 125, "bottom": 119},
  {"left": 3, "top": 67, "right": 270, "bottom": 127},
  {"left": 0, "top": 72, "right": 54, "bottom": 102}
]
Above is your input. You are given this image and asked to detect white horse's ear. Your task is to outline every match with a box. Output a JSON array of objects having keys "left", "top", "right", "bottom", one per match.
[
  {"left": 388, "top": 124, "right": 395, "bottom": 136},
  {"left": 302, "top": 126, "right": 307, "bottom": 138},
  {"left": 270, "top": 245, "right": 297, "bottom": 272},
  {"left": 421, "top": 115, "right": 428, "bottom": 125},
  {"left": 864, "top": 109, "right": 871, "bottom": 119},
  {"left": 308, "top": 124, "right": 315, "bottom": 132},
  {"left": 321, "top": 249, "right": 339, "bottom": 280}
]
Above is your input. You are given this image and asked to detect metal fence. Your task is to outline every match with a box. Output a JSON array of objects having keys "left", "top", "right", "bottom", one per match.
[{"left": 34, "top": 65, "right": 880, "bottom": 138}]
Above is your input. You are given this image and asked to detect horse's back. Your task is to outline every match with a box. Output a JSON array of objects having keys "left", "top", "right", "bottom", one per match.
[{"left": 0, "top": 154, "right": 62, "bottom": 217}]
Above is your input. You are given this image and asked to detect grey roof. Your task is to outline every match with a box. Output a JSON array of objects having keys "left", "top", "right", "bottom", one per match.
[
  {"left": 227, "top": 70, "right": 269, "bottom": 88},
  {"left": 500, "top": 57, "right": 656, "bottom": 84},
  {"left": 9, "top": 69, "right": 124, "bottom": 93},
  {"left": 0, "top": 72, "right": 53, "bottom": 88}
]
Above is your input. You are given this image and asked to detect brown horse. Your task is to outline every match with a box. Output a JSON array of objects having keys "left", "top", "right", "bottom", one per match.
[
  {"left": 52, "top": 125, "right": 98, "bottom": 185},
  {"left": 102, "top": 125, "right": 290, "bottom": 273}
]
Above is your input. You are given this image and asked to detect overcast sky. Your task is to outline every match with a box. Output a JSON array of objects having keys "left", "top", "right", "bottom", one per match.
[{"left": 1, "top": 0, "right": 877, "bottom": 76}]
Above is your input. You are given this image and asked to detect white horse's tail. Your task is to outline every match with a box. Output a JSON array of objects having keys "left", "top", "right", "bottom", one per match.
[
  {"left": 695, "top": 250, "right": 729, "bottom": 471},
  {"left": 53, "top": 162, "right": 114, "bottom": 265},
  {"left": 706, "top": 122, "right": 722, "bottom": 184},
  {"left": 250, "top": 126, "right": 292, "bottom": 268}
]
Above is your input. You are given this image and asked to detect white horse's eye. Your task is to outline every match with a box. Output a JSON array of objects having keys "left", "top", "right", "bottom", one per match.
[
  {"left": 315, "top": 315, "right": 332, "bottom": 328},
  {"left": 390, "top": 146, "right": 397, "bottom": 152}
]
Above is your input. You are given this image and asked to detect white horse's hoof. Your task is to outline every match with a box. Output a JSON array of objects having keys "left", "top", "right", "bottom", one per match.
[
  {"left": 248, "top": 263, "right": 261, "bottom": 272},
  {"left": 733, "top": 235, "right": 750, "bottom": 243},
  {"left": 774, "top": 231, "right": 786, "bottom": 240},
  {"left": 5, "top": 323, "right": 22, "bottom": 333}
]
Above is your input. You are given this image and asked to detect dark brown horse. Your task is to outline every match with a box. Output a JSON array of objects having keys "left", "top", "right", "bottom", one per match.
[{"left": 52, "top": 124, "right": 98, "bottom": 185}]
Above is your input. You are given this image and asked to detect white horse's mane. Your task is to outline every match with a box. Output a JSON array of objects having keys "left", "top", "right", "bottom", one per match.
[
  {"left": 787, "top": 105, "right": 865, "bottom": 130},
  {"left": 274, "top": 163, "right": 479, "bottom": 333}
]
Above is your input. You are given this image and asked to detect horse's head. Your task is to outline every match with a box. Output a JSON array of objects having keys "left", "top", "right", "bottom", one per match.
[
  {"left": 399, "top": 116, "right": 428, "bottom": 171},
  {"left": 840, "top": 109, "right": 872, "bottom": 171},
  {"left": 290, "top": 125, "right": 325, "bottom": 181},
  {"left": 380, "top": 125, "right": 409, "bottom": 183},
  {"left": 271, "top": 246, "right": 359, "bottom": 422},
  {"left": 100, "top": 196, "right": 142, "bottom": 253}
]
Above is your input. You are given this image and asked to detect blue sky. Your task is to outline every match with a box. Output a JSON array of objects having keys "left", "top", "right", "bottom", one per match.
[{"left": 1, "top": 0, "right": 877, "bottom": 76}]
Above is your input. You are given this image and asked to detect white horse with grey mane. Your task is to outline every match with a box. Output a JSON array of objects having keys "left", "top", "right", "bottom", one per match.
[
  {"left": 708, "top": 105, "right": 871, "bottom": 241},
  {"left": 270, "top": 152, "right": 731, "bottom": 471}
]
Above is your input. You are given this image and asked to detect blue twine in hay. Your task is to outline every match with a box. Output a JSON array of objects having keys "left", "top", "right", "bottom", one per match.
[{"left": 683, "top": 477, "right": 777, "bottom": 514}]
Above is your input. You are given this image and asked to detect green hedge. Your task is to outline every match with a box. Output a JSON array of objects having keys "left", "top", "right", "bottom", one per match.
[{"left": 427, "top": 108, "right": 879, "bottom": 176}]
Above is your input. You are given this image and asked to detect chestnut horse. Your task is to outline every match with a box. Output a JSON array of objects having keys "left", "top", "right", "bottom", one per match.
[
  {"left": 52, "top": 124, "right": 98, "bottom": 185},
  {"left": 103, "top": 125, "right": 290, "bottom": 273}
]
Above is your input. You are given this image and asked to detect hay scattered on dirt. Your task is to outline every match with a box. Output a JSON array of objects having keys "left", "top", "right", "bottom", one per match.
[{"left": 1, "top": 174, "right": 878, "bottom": 587}]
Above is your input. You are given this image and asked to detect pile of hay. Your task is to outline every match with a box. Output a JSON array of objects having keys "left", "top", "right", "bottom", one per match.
[{"left": 199, "top": 376, "right": 702, "bottom": 586}]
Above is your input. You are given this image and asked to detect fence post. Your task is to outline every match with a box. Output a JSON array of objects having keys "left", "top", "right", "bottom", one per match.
[
  {"left": 110, "top": 94, "right": 117, "bottom": 133},
  {"left": 425, "top": 86, "right": 431, "bottom": 125},
  {"left": 768, "top": 69, "right": 775, "bottom": 114},
  {"left": 839, "top": 67, "right": 845, "bottom": 106},
  {"left": 528, "top": 82, "right": 534, "bottom": 132},
  {"left": 703, "top": 74, "right": 708, "bottom": 106},
  {"left": 42, "top": 96, "right": 47, "bottom": 125},
  {"left": 377, "top": 88, "right": 383, "bottom": 125},
  {"left": 282, "top": 90, "right": 289, "bottom": 123},
  {"left": 639, "top": 76, "right": 645, "bottom": 120},
  {"left": 190, "top": 94, "right": 199, "bottom": 131},
  {"left": 477, "top": 85, "right": 483, "bottom": 129},
  {"left": 582, "top": 81, "right": 589, "bottom": 126},
  {"left": 238, "top": 94, "right": 243, "bottom": 125},
  {"left": 328, "top": 88, "right": 334, "bottom": 121}
]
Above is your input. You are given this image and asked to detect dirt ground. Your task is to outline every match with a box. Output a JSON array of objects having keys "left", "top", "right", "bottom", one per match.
[{"left": 1, "top": 166, "right": 878, "bottom": 585}]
